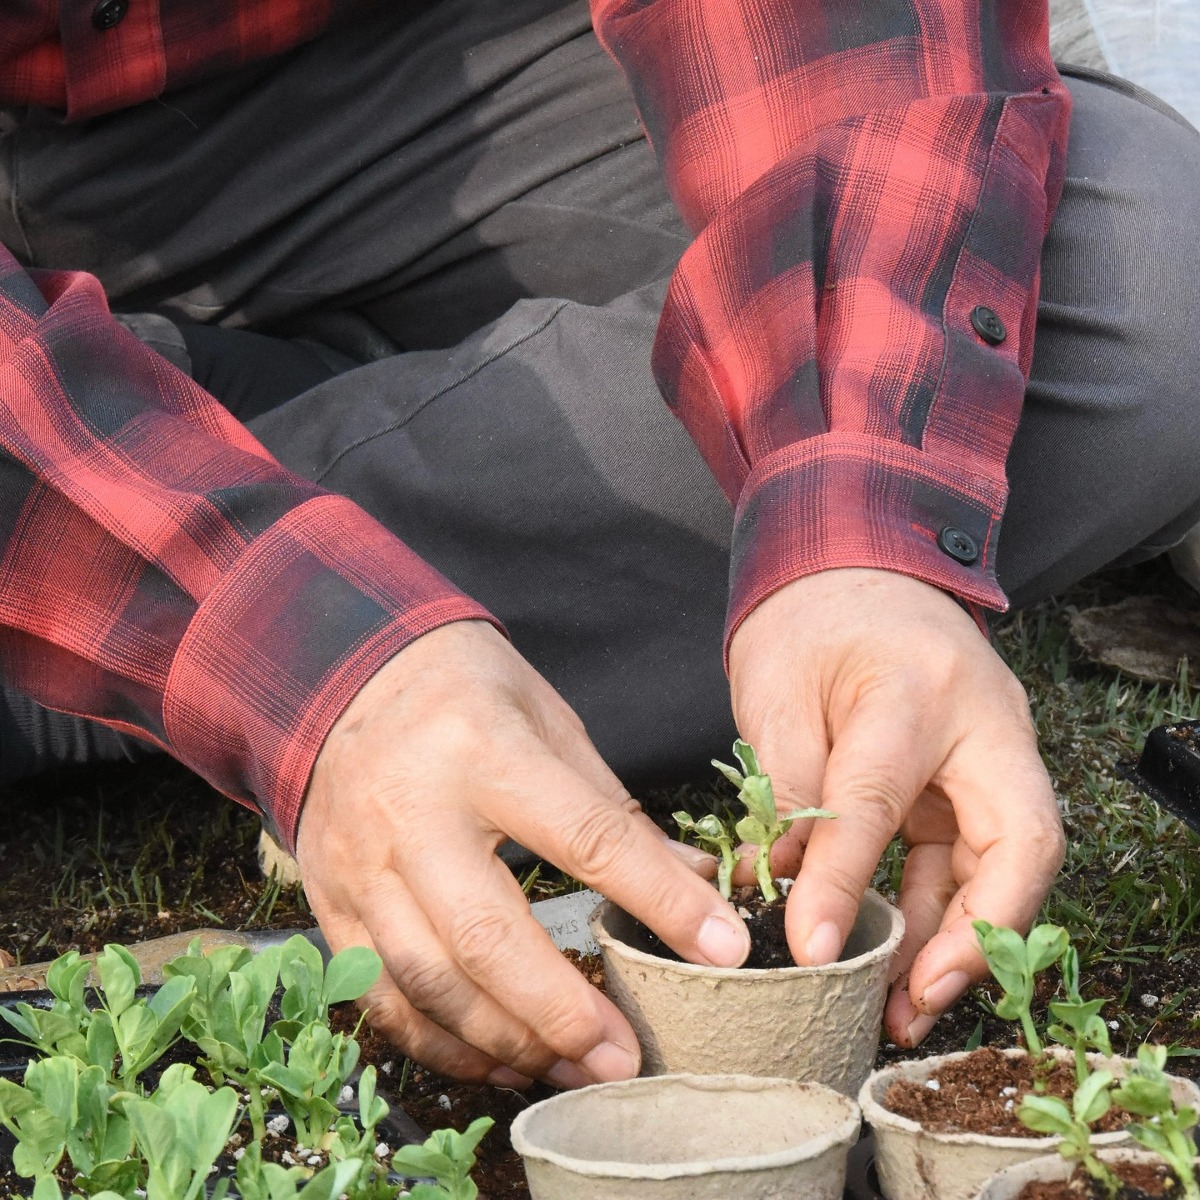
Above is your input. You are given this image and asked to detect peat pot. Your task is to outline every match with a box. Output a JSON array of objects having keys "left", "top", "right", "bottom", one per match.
[
  {"left": 509, "top": 1073, "right": 860, "bottom": 1200},
  {"left": 591, "top": 887, "right": 903, "bottom": 1095},
  {"left": 859, "top": 1049, "right": 1200, "bottom": 1200},
  {"left": 974, "top": 1148, "right": 1196, "bottom": 1199}
]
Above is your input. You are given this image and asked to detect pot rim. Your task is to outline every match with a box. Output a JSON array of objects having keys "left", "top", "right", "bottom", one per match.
[
  {"left": 590, "top": 887, "right": 903, "bottom": 980},
  {"left": 510, "top": 1073, "right": 861, "bottom": 1180},
  {"left": 859, "top": 1047, "right": 1200, "bottom": 1150},
  {"left": 978, "top": 1147, "right": 1188, "bottom": 1196}
]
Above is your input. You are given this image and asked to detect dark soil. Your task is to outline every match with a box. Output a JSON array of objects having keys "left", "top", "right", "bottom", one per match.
[
  {"left": 626, "top": 884, "right": 796, "bottom": 969},
  {"left": 1018, "top": 1160, "right": 1179, "bottom": 1198},
  {"left": 0, "top": 758, "right": 311, "bottom": 966},
  {"left": 883, "top": 1046, "right": 1128, "bottom": 1137}
]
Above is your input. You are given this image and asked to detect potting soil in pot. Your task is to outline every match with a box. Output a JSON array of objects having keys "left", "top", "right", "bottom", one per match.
[
  {"left": 882, "top": 1047, "right": 1128, "bottom": 1137},
  {"left": 1015, "top": 1160, "right": 1178, "bottom": 1200},
  {"left": 624, "top": 882, "right": 814, "bottom": 969}
]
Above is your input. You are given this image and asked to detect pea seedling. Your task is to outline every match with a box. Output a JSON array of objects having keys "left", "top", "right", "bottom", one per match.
[
  {"left": 672, "top": 812, "right": 738, "bottom": 899},
  {"left": 706, "top": 739, "right": 835, "bottom": 904},
  {"left": 1047, "top": 944, "right": 1113, "bottom": 1085},
  {"left": 972, "top": 919, "right": 1069, "bottom": 1058},
  {"left": 1017, "top": 1069, "right": 1121, "bottom": 1199},
  {"left": 391, "top": 1116, "right": 494, "bottom": 1200},
  {"left": 1112, "top": 1044, "right": 1200, "bottom": 1200}
]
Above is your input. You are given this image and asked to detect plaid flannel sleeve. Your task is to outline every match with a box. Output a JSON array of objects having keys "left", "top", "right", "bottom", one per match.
[
  {"left": 591, "top": 0, "right": 1072, "bottom": 652},
  {"left": 0, "top": 252, "right": 498, "bottom": 849}
]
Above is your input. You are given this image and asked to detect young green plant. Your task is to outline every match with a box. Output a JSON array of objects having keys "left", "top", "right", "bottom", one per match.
[
  {"left": 390, "top": 1117, "right": 494, "bottom": 1200},
  {"left": 671, "top": 812, "right": 737, "bottom": 899},
  {"left": 1017, "top": 1069, "right": 1121, "bottom": 1199},
  {"left": 973, "top": 919, "right": 1069, "bottom": 1058},
  {"left": 1112, "top": 1044, "right": 1200, "bottom": 1200},
  {"left": 1047, "top": 944, "right": 1113, "bottom": 1085},
  {"left": 709, "top": 739, "right": 835, "bottom": 903}
]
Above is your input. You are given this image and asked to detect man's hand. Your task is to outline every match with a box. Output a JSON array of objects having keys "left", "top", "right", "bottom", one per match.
[
  {"left": 727, "top": 568, "right": 1064, "bottom": 1047},
  {"left": 295, "top": 620, "right": 747, "bottom": 1087}
]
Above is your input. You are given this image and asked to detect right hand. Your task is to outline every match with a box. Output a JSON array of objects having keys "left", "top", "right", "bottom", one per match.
[{"left": 294, "top": 620, "right": 746, "bottom": 1087}]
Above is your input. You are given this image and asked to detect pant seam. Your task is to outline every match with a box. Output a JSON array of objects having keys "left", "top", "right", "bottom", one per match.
[{"left": 312, "top": 298, "right": 570, "bottom": 484}]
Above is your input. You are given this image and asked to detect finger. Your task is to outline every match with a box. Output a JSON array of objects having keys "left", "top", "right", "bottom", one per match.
[
  {"left": 883, "top": 840, "right": 958, "bottom": 1047},
  {"left": 394, "top": 805, "right": 656, "bottom": 1085},
  {"left": 539, "top": 713, "right": 718, "bottom": 879},
  {"left": 906, "top": 730, "right": 1063, "bottom": 1015},
  {"left": 489, "top": 753, "right": 750, "bottom": 970},
  {"left": 313, "top": 904, "right": 528, "bottom": 1086},
  {"left": 788, "top": 697, "right": 937, "bottom": 966}
]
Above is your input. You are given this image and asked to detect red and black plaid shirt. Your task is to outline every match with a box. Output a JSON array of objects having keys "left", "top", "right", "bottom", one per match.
[{"left": 0, "top": 2, "right": 1070, "bottom": 846}]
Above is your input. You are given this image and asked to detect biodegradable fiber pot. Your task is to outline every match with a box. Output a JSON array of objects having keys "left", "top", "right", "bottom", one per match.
[
  {"left": 858, "top": 1049, "right": 1200, "bottom": 1200},
  {"left": 591, "top": 887, "right": 903, "bottom": 1096},
  {"left": 973, "top": 1148, "right": 1194, "bottom": 1199},
  {"left": 509, "top": 1073, "right": 860, "bottom": 1200}
]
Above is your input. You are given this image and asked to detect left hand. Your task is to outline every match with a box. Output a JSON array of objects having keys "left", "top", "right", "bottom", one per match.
[{"left": 726, "top": 567, "right": 1065, "bottom": 1046}]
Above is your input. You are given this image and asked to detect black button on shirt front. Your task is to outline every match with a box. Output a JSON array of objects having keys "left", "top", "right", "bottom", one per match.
[
  {"left": 92, "top": 0, "right": 129, "bottom": 31},
  {"left": 938, "top": 526, "right": 980, "bottom": 566},
  {"left": 970, "top": 305, "right": 1006, "bottom": 346}
]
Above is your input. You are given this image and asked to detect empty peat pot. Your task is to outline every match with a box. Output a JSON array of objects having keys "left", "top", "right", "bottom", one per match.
[
  {"left": 591, "top": 887, "right": 903, "bottom": 1095},
  {"left": 859, "top": 1049, "right": 1200, "bottom": 1200},
  {"left": 509, "top": 1073, "right": 861, "bottom": 1200},
  {"left": 973, "top": 1148, "right": 1194, "bottom": 1199}
]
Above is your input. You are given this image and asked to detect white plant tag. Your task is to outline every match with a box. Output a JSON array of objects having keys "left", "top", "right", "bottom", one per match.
[{"left": 530, "top": 890, "right": 603, "bottom": 955}]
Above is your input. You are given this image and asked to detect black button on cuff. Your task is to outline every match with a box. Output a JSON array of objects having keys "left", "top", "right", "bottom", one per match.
[
  {"left": 938, "top": 526, "right": 980, "bottom": 566},
  {"left": 93, "top": 0, "right": 129, "bottom": 30},
  {"left": 970, "top": 305, "right": 1006, "bottom": 346}
]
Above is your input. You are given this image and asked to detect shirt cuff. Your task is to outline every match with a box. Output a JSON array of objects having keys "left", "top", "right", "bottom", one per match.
[
  {"left": 725, "top": 431, "right": 1008, "bottom": 663},
  {"left": 162, "top": 493, "right": 502, "bottom": 852}
]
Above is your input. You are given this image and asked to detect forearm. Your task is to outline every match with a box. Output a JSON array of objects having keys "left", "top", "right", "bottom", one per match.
[
  {"left": 591, "top": 0, "right": 1071, "bottom": 643},
  {"left": 0, "top": 251, "right": 498, "bottom": 846}
]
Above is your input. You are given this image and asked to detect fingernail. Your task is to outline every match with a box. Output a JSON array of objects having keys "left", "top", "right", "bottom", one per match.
[
  {"left": 804, "top": 921, "right": 842, "bottom": 966},
  {"left": 544, "top": 1058, "right": 594, "bottom": 1090},
  {"left": 696, "top": 915, "right": 749, "bottom": 967},
  {"left": 580, "top": 1040, "right": 639, "bottom": 1083},
  {"left": 486, "top": 1066, "right": 533, "bottom": 1089},
  {"left": 905, "top": 1012, "right": 939, "bottom": 1047},
  {"left": 919, "top": 970, "right": 970, "bottom": 1013},
  {"left": 663, "top": 839, "right": 716, "bottom": 870}
]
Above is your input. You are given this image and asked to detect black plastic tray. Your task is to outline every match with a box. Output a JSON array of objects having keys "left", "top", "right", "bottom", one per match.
[{"left": 1119, "top": 719, "right": 1200, "bottom": 834}]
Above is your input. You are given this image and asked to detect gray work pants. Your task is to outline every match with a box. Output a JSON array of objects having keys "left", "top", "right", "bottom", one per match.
[{"left": 0, "top": 1, "right": 1198, "bottom": 786}]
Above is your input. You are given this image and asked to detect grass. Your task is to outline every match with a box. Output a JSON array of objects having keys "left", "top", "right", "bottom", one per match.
[{"left": 1, "top": 557, "right": 1198, "bottom": 1066}]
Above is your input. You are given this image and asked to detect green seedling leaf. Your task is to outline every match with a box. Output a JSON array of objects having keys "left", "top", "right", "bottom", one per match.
[
  {"left": 738, "top": 774, "right": 777, "bottom": 827},
  {"left": 732, "top": 739, "right": 760, "bottom": 778},
  {"left": 357, "top": 1065, "right": 388, "bottom": 1133},
  {"left": 46, "top": 952, "right": 92, "bottom": 1014},
  {"left": 710, "top": 759, "right": 745, "bottom": 789},
  {"left": 1017, "top": 1093, "right": 1073, "bottom": 1136},
  {"left": 1027, "top": 925, "right": 1070, "bottom": 974},
  {"left": 280, "top": 934, "right": 326, "bottom": 1021},
  {"left": 734, "top": 815, "right": 769, "bottom": 847},
  {"left": 323, "top": 945, "right": 382, "bottom": 1006},
  {"left": 974, "top": 923, "right": 1029, "bottom": 995},
  {"left": 97, "top": 945, "right": 141, "bottom": 1018},
  {"left": 1075, "top": 1069, "right": 1114, "bottom": 1126}
]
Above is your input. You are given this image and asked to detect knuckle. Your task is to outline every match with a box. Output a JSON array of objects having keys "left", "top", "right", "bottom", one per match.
[
  {"left": 1027, "top": 816, "right": 1066, "bottom": 871},
  {"left": 561, "top": 804, "right": 640, "bottom": 880},
  {"left": 445, "top": 905, "right": 521, "bottom": 978},
  {"left": 397, "top": 955, "right": 464, "bottom": 1015},
  {"left": 837, "top": 775, "right": 910, "bottom": 837}
]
